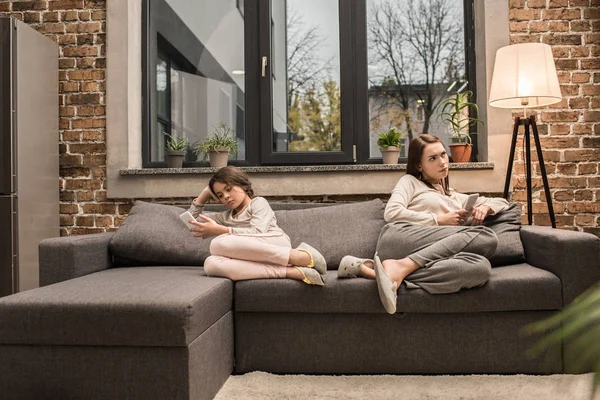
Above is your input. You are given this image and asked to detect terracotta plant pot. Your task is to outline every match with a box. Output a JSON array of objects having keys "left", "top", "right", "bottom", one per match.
[
  {"left": 165, "top": 150, "right": 185, "bottom": 168},
  {"left": 208, "top": 146, "right": 230, "bottom": 168},
  {"left": 380, "top": 146, "right": 401, "bottom": 165},
  {"left": 449, "top": 143, "right": 472, "bottom": 163}
]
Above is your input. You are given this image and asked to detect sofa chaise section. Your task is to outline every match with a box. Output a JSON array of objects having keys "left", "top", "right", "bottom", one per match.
[{"left": 0, "top": 266, "right": 233, "bottom": 400}]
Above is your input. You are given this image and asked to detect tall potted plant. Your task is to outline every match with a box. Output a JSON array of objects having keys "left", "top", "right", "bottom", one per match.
[
  {"left": 195, "top": 123, "right": 239, "bottom": 168},
  {"left": 437, "top": 90, "right": 482, "bottom": 162},
  {"left": 164, "top": 133, "right": 189, "bottom": 168},
  {"left": 377, "top": 126, "right": 405, "bottom": 165}
]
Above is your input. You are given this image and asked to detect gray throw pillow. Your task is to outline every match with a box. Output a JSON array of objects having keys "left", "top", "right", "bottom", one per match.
[
  {"left": 483, "top": 203, "right": 525, "bottom": 266},
  {"left": 274, "top": 199, "right": 386, "bottom": 268},
  {"left": 109, "top": 201, "right": 212, "bottom": 266}
]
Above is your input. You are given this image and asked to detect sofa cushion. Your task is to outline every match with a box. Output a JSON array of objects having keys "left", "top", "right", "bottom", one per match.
[
  {"left": 234, "top": 264, "right": 561, "bottom": 314},
  {"left": 483, "top": 203, "right": 525, "bottom": 266},
  {"left": 274, "top": 199, "right": 386, "bottom": 268},
  {"left": 109, "top": 200, "right": 385, "bottom": 268},
  {"left": 109, "top": 201, "right": 212, "bottom": 266},
  {"left": 0, "top": 267, "right": 232, "bottom": 346}
]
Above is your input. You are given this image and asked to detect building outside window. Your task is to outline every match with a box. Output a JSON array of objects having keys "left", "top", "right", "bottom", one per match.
[
  {"left": 142, "top": 0, "right": 475, "bottom": 167},
  {"left": 416, "top": 100, "right": 425, "bottom": 122}
]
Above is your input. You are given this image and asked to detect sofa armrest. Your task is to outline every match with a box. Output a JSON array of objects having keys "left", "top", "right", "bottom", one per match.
[
  {"left": 39, "top": 232, "right": 115, "bottom": 286},
  {"left": 520, "top": 226, "right": 600, "bottom": 306}
]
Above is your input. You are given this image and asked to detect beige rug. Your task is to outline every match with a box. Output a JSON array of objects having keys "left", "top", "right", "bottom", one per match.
[{"left": 214, "top": 371, "right": 597, "bottom": 400}]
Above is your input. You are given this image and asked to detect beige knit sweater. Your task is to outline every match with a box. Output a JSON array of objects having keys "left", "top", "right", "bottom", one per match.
[
  {"left": 385, "top": 174, "right": 510, "bottom": 226},
  {"left": 189, "top": 196, "right": 287, "bottom": 237}
]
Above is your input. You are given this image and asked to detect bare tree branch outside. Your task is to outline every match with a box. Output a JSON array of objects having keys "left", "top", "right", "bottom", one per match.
[
  {"left": 284, "top": 5, "right": 341, "bottom": 151},
  {"left": 367, "top": 0, "right": 465, "bottom": 143}
]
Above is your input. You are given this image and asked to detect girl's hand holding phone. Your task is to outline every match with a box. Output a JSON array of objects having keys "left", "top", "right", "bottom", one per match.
[{"left": 190, "top": 214, "right": 228, "bottom": 238}]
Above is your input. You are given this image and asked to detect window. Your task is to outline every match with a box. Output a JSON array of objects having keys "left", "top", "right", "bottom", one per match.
[
  {"left": 142, "top": 0, "right": 246, "bottom": 167},
  {"left": 266, "top": 0, "right": 348, "bottom": 164},
  {"left": 365, "top": 0, "right": 475, "bottom": 159},
  {"left": 142, "top": 0, "right": 475, "bottom": 167}
]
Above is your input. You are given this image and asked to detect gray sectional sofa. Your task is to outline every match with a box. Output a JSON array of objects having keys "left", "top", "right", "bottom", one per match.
[{"left": 0, "top": 199, "right": 598, "bottom": 400}]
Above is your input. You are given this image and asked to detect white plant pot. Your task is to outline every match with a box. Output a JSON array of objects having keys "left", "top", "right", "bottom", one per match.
[
  {"left": 208, "top": 146, "right": 230, "bottom": 168},
  {"left": 380, "top": 146, "right": 401, "bottom": 165}
]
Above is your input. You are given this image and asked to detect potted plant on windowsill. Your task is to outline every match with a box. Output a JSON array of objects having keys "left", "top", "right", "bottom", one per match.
[
  {"left": 437, "top": 90, "right": 482, "bottom": 163},
  {"left": 164, "top": 133, "right": 189, "bottom": 168},
  {"left": 195, "top": 122, "right": 239, "bottom": 168},
  {"left": 377, "top": 126, "right": 405, "bottom": 165}
]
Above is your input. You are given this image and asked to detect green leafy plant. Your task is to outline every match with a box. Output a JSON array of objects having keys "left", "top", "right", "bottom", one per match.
[
  {"left": 194, "top": 122, "right": 239, "bottom": 161},
  {"left": 164, "top": 133, "right": 189, "bottom": 152},
  {"left": 525, "top": 282, "right": 600, "bottom": 391},
  {"left": 436, "top": 90, "right": 483, "bottom": 145},
  {"left": 377, "top": 126, "right": 405, "bottom": 148}
]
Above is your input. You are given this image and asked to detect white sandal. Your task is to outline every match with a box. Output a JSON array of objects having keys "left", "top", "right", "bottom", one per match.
[
  {"left": 295, "top": 267, "right": 325, "bottom": 286},
  {"left": 296, "top": 242, "right": 327, "bottom": 275}
]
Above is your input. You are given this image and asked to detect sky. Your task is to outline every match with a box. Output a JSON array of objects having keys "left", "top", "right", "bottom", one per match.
[
  {"left": 288, "top": 0, "right": 340, "bottom": 80},
  {"left": 288, "top": 0, "right": 465, "bottom": 84}
]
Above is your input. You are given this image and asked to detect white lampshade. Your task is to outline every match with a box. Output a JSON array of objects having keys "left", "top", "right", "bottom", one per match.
[{"left": 489, "top": 43, "right": 561, "bottom": 109}]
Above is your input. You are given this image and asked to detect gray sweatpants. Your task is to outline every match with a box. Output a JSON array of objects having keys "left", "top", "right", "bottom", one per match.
[{"left": 379, "top": 223, "right": 498, "bottom": 294}]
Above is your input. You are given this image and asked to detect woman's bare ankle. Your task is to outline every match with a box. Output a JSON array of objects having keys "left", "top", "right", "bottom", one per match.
[
  {"left": 382, "top": 258, "right": 420, "bottom": 285},
  {"left": 359, "top": 261, "right": 376, "bottom": 279}
]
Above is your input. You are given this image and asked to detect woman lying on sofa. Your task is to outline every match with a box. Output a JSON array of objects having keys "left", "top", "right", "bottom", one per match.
[{"left": 338, "top": 134, "right": 510, "bottom": 314}]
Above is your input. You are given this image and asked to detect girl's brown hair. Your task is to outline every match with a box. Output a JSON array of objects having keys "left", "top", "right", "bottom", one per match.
[
  {"left": 406, "top": 134, "right": 450, "bottom": 196},
  {"left": 208, "top": 166, "right": 255, "bottom": 198}
]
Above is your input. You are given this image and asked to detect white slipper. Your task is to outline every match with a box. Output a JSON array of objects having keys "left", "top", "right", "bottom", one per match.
[
  {"left": 374, "top": 253, "right": 398, "bottom": 314},
  {"left": 338, "top": 256, "right": 373, "bottom": 278}
]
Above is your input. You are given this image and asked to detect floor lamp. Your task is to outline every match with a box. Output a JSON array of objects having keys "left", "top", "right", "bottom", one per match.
[{"left": 488, "top": 43, "right": 562, "bottom": 228}]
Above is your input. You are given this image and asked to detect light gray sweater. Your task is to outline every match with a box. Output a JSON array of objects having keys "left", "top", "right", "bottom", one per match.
[
  {"left": 385, "top": 174, "right": 510, "bottom": 225},
  {"left": 188, "top": 196, "right": 287, "bottom": 237}
]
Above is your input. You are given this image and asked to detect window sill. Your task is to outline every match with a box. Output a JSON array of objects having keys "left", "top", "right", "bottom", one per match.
[{"left": 119, "top": 162, "right": 494, "bottom": 175}]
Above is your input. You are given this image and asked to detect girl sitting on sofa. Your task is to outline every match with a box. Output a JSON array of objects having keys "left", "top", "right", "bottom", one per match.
[
  {"left": 185, "top": 166, "right": 327, "bottom": 286},
  {"left": 339, "top": 134, "right": 509, "bottom": 314}
]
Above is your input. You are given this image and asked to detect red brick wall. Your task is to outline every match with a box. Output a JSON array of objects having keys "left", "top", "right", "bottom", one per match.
[
  {"left": 1, "top": 0, "right": 599, "bottom": 237},
  {"left": 509, "top": 0, "right": 600, "bottom": 236}
]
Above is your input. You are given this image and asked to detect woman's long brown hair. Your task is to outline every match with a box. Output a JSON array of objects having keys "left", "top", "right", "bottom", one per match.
[{"left": 406, "top": 134, "right": 450, "bottom": 196}]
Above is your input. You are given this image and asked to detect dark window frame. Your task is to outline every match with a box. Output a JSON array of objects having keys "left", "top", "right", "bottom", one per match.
[
  {"left": 142, "top": 0, "right": 477, "bottom": 167},
  {"left": 142, "top": 0, "right": 251, "bottom": 167},
  {"left": 257, "top": 0, "right": 355, "bottom": 165},
  {"left": 464, "top": 0, "right": 478, "bottom": 161}
]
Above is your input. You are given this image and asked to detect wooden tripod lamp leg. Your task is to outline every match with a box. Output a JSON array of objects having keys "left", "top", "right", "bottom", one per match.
[{"left": 529, "top": 115, "right": 556, "bottom": 228}]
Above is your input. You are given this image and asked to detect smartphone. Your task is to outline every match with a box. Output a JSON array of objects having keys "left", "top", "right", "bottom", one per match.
[
  {"left": 179, "top": 211, "right": 197, "bottom": 229},
  {"left": 464, "top": 193, "right": 479, "bottom": 212}
]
